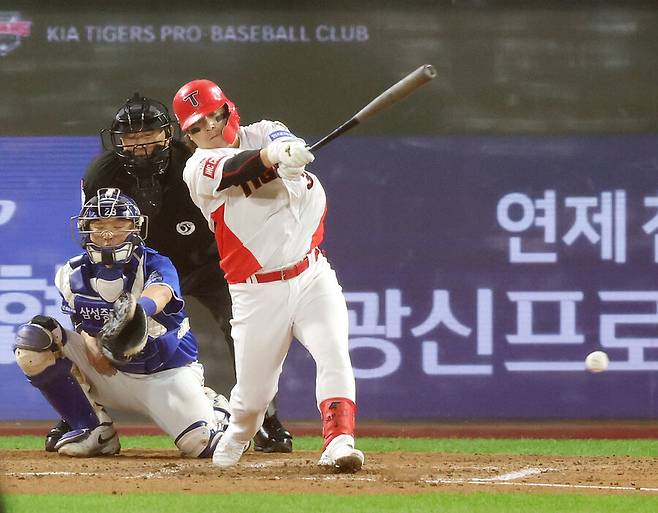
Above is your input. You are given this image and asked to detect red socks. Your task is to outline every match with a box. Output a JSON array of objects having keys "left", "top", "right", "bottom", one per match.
[{"left": 319, "top": 397, "right": 357, "bottom": 449}]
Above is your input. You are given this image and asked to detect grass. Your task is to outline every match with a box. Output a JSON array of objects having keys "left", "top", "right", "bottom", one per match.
[
  {"left": 3, "top": 436, "right": 658, "bottom": 513},
  {"left": 3, "top": 435, "right": 658, "bottom": 457},
  {"left": 4, "top": 492, "right": 658, "bottom": 513}
]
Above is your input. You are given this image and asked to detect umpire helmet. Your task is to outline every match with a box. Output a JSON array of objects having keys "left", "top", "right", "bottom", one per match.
[
  {"left": 74, "top": 188, "right": 148, "bottom": 266},
  {"left": 172, "top": 79, "right": 240, "bottom": 144},
  {"left": 102, "top": 93, "right": 174, "bottom": 176}
]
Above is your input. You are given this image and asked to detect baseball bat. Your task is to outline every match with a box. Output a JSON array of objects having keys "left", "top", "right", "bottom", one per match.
[{"left": 309, "top": 64, "right": 437, "bottom": 152}]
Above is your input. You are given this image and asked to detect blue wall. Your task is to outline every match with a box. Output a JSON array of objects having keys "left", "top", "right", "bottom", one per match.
[{"left": 2, "top": 136, "right": 658, "bottom": 420}]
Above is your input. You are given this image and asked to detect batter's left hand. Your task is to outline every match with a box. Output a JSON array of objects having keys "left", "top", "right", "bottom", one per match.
[{"left": 266, "top": 140, "right": 315, "bottom": 168}]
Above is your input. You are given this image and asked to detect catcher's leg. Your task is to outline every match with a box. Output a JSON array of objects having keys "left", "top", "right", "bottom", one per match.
[
  {"left": 175, "top": 389, "right": 231, "bottom": 458},
  {"left": 45, "top": 419, "right": 71, "bottom": 453},
  {"left": 14, "top": 316, "right": 120, "bottom": 457}
]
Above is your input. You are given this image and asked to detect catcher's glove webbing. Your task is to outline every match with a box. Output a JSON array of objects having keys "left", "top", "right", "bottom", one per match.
[{"left": 97, "top": 292, "right": 148, "bottom": 364}]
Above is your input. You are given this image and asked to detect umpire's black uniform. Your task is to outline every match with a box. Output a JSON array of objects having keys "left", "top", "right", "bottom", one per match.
[{"left": 83, "top": 140, "right": 234, "bottom": 359}]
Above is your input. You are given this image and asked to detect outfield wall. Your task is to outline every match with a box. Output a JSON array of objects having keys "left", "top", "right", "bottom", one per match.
[{"left": 2, "top": 135, "right": 658, "bottom": 420}]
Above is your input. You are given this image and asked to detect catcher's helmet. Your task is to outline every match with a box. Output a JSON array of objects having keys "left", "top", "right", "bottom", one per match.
[
  {"left": 74, "top": 188, "right": 148, "bottom": 266},
  {"left": 102, "top": 93, "right": 173, "bottom": 175},
  {"left": 172, "top": 79, "right": 240, "bottom": 144}
]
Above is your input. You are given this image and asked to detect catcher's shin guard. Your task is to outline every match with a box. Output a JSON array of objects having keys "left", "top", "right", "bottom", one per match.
[
  {"left": 14, "top": 317, "right": 100, "bottom": 432},
  {"left": 319, "top": 397, "right": 357, "bottom": 449},
  {"left": 176, "top": 421, "right": 226, "bottom": 458}
]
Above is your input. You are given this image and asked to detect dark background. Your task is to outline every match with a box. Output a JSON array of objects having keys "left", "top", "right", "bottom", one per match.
[{"left": 2, "top": 1, "right": 657, "bottom": 138}]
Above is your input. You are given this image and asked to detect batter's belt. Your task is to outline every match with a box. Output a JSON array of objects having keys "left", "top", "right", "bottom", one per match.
[{"left": 245, "top": 248, "right": 322, "bottom": 284}]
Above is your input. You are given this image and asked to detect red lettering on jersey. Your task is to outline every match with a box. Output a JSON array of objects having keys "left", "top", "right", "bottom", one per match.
[
  {"left": 240, "top": 168, "right": 278, "bottom": 197},
  {"left": 302, "top": 171, "right": 314, "bottom": 190},
  {"left": 202, "top": 157, "right": 224, "bottom": 179},
  {"left": 261, "top": 168, "right": 278, "bottom": 184}
]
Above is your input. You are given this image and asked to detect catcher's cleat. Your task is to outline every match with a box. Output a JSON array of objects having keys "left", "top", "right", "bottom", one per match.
[
  {"left": 253, "top": 412, "right": 293, "bottom": 453},
  {"left": 55, "top": 422, "right": 120, "bottom": 457},
  {"left": 45, "top": 419, "right": 71, "bottom": 452},
  {"left": 318, "top": 434, "right": 364, "bottom": 473}
]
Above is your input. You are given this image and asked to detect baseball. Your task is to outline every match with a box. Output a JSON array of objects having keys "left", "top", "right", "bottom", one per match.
[{"left": 585, "top": 351, "right": 609, "bottom": 373}]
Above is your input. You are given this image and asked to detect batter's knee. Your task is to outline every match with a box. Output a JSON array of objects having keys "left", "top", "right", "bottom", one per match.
[
  {"left": 175, "top": 421, "right": 224, "bottom": 458},
  {"left": 14, "top": 316, "right": 65, "bottom": 377}
]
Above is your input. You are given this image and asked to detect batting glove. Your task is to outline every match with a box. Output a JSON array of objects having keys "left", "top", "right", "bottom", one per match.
[{"left": 266, "top": 140, "right": 314, "bottom": 168}]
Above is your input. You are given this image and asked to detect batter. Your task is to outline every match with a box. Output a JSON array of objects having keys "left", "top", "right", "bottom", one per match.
[{"left": 172, "top": 79, "right": 364, "bottom": 472}]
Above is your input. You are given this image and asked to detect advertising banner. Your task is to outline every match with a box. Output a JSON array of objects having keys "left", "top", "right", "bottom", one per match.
[{"left": 2, "top": 135, "right": 658, "bottom": 420}]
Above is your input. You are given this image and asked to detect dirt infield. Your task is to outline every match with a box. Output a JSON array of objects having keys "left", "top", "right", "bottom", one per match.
[{"left": 3, "top": 448, "right": 658, "bottom": 496}]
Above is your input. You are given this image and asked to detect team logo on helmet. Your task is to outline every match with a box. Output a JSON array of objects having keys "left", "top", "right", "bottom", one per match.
[
  {"left": 183, "top": 90, "right": 200, "bottom": 107},
  {"left": 0, "top": 12, "right": 32, "bottom": 57}
]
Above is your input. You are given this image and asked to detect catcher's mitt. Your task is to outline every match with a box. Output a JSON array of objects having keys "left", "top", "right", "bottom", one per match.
[{"left": 97, "top": 292, "right": 148, "bottom": 365}]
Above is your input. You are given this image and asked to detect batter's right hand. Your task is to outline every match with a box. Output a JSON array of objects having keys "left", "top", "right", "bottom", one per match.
[{"left": 266, "top": 140, "right": 315, "bottom": 168}]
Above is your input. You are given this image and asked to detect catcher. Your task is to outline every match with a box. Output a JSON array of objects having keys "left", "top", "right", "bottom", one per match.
[{"left": 12, "top": 188, "right": 230, "bottom": 457}]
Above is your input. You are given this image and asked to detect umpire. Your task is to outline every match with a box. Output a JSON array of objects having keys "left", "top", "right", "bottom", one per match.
[{"left": 46, "top": 93, "right": 292, "bottom": 453}]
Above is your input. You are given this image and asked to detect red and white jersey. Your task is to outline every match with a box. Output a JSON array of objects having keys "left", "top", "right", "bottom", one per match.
[{"left": 183, "top": 120, "right": 327, "bottom": 283}]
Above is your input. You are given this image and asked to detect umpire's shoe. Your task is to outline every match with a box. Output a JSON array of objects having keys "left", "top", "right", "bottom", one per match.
[
  {"left": 253, "top": 412, "right": 293, "bottom": 453},
  {"left": 55, "top": 422, "right": 120, "bottom": 457},
  {"left": 45, "top": 419, "right": 71, "bottom": 452}
]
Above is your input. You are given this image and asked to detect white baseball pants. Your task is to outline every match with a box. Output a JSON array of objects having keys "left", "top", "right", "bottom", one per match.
[
  {"left": 61, "top": 332, "right": 215, "bottom": 439},
  {"left": 225, "top": 253, "right": 356, "bottom": 443}
]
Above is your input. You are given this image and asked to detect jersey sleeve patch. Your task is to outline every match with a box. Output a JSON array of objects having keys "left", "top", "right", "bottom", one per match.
[
  {"left": 202, "top": 156, "right": 224, "bottom": 179},
  {"left": 268, "top": 130, "right": 294, "bottom": 141}
]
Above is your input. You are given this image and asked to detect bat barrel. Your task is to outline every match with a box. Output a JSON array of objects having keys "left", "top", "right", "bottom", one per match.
[
  {"left": 422, "top": 64, "right": 437, "bottom": 79},
  {"left": 354, "top": 64, "right": 437, "bottom": 122},
  {"left": 309, "top": 64, "right": 436, "bottom": 153}
]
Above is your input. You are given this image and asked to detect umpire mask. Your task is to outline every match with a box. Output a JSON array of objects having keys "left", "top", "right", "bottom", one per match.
[{"left": 102, "top": 93, "right": 174, "bottom": 215}]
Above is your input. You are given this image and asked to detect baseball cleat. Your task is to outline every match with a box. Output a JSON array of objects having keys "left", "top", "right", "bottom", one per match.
[
  {"left": 253, "top": 412, "right": 293, "bottom": 453},
  {"left": 212, "top": 436, "right": 250, "bottom": 468},
  {"left": 45, "top": 419, "right": 71, "bottom": 452},
  {"left": 55, "top": 422, "right": 120, "bottom": 457},
  {"left": 318, "top": 434, "right": 364, "bottom": 473}
]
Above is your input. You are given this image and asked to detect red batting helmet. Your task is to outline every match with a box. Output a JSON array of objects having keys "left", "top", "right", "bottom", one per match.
[{"left": 172, "top": 79, "right": 240, "bottom": 144}]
